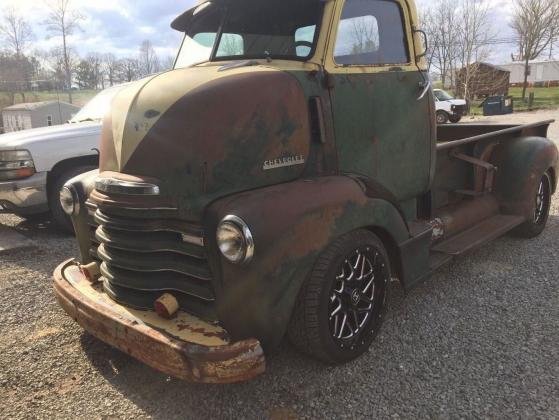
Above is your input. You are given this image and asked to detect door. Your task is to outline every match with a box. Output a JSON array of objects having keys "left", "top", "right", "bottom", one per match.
[{"left": 325, "top": 0, "right": 433, "bottom": 202}]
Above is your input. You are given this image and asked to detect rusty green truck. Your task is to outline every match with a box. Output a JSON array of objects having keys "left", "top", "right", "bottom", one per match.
[{"left": 53, "top": 0, "right": 558, "bottom": 383}]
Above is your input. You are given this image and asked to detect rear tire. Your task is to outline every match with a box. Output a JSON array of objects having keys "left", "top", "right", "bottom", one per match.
[
  {"left": 288, "top": 230, "right": 391, "bottom": 365},
  {"left": 49, "top": 166, "right": 96, "bottom": 233},
  {"left": 436, "top": 111, "right": 449, "bottom": 125},
  {"left": 513, "top": 172, "right": 552, "bottom": 238}
]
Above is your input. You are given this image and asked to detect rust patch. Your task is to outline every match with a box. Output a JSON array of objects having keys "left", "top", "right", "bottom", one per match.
[{"left": 53, "top": 260, "right": 265, "bottom": 383}]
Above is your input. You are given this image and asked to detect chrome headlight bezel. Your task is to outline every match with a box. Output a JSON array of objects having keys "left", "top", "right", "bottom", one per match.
[
  {"left": 60, "top": 184, "right": 80, "bottom": 216},
  {"left": 216, "top": 215, "right": 254, "bottom": 264}
]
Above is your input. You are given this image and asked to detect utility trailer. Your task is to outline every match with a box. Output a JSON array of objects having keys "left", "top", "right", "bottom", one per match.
[{"left": 52, "top": 0, "right": 558, "bottom": 383}]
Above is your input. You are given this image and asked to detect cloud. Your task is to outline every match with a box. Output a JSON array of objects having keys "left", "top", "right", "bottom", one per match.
[
  {"left": 0, "top": 0, "right": 196, "bottom": 59},
  {"left": 1, "top": 0, "right": 520, "bottom": 65}
]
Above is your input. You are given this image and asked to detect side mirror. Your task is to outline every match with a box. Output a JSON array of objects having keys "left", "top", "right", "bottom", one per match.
[{"left": 414, "top": 29, "right": 428, "bottom": 59}]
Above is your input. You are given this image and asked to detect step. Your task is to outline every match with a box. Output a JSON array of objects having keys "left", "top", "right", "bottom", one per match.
[
  {"left": 429, "top": 251, "right": 453, "bottom": 271},
  {"left": 432, "top": 214, "right": 524, "bottom": 256}
]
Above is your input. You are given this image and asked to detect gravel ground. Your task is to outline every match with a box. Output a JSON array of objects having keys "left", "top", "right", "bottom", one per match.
[{"left": 1, "top": 111, "right": 558, "bottom": 419}]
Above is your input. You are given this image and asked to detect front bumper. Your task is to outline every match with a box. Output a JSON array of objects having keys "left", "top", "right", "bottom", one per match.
[
  {"left": 53, "top": 259, "right": 266, "bottom": 383},
  {"left": 0, "top": 172, "right": 48, "bottom": 214}
]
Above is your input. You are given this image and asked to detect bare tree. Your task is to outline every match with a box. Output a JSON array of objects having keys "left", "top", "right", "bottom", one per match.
[
  {"left": 455, "top": 0, "right": 494, "bottom": 101},
  {"left": 349, "top": 16, "right": 380, "bottom": 54},
  {"left": 119, "top": 58, "right": 140, "bottom": 82},
  {"left": 138, "top": 40, "right": 160, "bottom": 77},
  {"left": 103, "top": 53, "right": 121, "bottom": 86},
  {"left": 422, "top": 0, "right": 461, "bottom": 88},
  {"left": 160, "top": 55, "right": 176, "bottom": 71},
  {"left": 86, "top": 53, "right": 104, "bottom": 89},
  {"left": 44, "top": 0, "right": 83, "bottom": 103},
  {"left": 0, "top": 7, "right": 34, "bottom": 57},
  {"left": 511, "top": 0, "right": 559, "bottom": 99}
]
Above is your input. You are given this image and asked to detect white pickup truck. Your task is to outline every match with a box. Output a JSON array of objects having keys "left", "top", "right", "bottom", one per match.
[
  {"left": 0, "top": 85, "right": 125, "bottom": 231},
  {"left": 434, "top": 88, "right": 468, "bottom": 124}
]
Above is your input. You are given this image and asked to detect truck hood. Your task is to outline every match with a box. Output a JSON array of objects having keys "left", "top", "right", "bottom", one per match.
[
  {"left": 99, "top": 64, "right": 311, "bottom": 220},
  {"left": 0, "top": 122, "right": 101, "bottom": 151},
  {"left": 448, "top": 99, "right": 467, "bottom": 106}
]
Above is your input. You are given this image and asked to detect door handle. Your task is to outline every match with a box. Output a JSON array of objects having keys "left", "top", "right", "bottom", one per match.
[{"left": 417, "top": 81, "right": 431, "bottom": 101}]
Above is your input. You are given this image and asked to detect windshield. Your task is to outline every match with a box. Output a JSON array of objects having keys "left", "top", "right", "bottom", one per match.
[
  {"left": 70, "top": 86, "right": 124, "bottom": 123},
  {"left": 434, "top": 89, "right": 455, "bottom": 101},
  {"left": 174, "top": 0, "right": 324, "bottom": 69}
]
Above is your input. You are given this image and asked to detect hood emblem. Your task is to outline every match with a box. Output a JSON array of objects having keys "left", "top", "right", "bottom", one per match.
[{"left": 263, "top": 155, "right": 305, "bottom": 171}]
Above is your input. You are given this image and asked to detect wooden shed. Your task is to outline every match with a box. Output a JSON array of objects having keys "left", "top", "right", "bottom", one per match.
[
  {"left": 455, "top": 62, "right": 511, "bottom": 99},
  {"left": 1, "top": 101, "right": 80, "bottom": 133}
]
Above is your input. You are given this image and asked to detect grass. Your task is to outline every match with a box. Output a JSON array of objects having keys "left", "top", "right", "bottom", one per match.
[
  {"left": 0, "top": 89, "right": 100, "bottom": 112},
  {"left": 469, "top": 86, "right": 559, "bottom": 116}
]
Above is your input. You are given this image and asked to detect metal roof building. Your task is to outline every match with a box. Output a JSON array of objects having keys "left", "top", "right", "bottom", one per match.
[
  {"left": 1, "top": 101, "right": 80, "bottom": 133},
  {"left": 500, "top": 60, "right": 559, "bottom": 86}
]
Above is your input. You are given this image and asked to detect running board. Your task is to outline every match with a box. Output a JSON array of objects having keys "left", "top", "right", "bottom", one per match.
[{"left": 432, "top": 215, "right": 525, "bottom": 256}]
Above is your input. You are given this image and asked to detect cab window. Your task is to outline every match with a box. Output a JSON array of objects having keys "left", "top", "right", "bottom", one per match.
[{"left": 334, "top": 0, "right": 410, "bottom": 66}]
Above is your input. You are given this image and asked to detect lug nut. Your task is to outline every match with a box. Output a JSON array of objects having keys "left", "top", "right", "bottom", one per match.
[
  {"left": 154, "top": 294, "right": 179, "bottom": 319},
  {"left": 79, "top": 262, "right": 100, "bottom": 282}
]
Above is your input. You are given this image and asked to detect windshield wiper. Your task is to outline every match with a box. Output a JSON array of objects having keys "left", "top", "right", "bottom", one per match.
[{"left": 218, "top": 60, "right": 260, "bottom": 72}]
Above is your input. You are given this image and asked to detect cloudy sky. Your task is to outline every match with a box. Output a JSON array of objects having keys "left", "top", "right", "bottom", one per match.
[{"left": 0, "top": 0, "right": 517, "bottom": 64}]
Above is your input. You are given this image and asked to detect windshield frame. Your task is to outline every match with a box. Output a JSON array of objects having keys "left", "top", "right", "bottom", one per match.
[{"left": 175, "top": 0, "right": 326, "bottom": 67}]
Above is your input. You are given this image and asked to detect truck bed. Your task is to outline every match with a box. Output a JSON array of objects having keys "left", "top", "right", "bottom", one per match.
[
  {"left": 430, "top": 119, "right": 555, "bottom": 233},
  {"left": 436, "top": 120, "right": 554, "bottom": 150}
]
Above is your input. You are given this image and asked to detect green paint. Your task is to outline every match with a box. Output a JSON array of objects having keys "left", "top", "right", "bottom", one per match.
[{"left": 329, "top": 71, "right": 433, "bottom": 202}]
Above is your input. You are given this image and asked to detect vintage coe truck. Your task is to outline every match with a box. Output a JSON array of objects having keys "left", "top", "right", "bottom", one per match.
[{"left": 53, "top": 0, "right": 558, "bottom": 383}]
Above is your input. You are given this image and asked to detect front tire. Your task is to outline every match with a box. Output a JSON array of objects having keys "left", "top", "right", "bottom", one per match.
[
  {"left": 436, "top": 111, "right": 449, "bottom": 125},
  {"left": 449, "top": 114, "right": 462, "bottom": 123},
  {"left": 513, "top": 172, "right": 552, "bottom": 238},
  {"left": 288, "top": 230, "right": 391, "bottom": 364}
]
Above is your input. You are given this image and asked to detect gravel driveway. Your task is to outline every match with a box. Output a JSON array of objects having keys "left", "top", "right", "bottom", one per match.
[{"left": 1, "top": 111, "right": 558, "bottom": 419}]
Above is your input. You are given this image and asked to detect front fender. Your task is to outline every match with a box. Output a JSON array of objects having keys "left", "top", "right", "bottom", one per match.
[
  {"left": 204, "top": 176, "right": 410, "bottom": 349},
  {"left": 493, "top": 136, "right": 558, "bottom": 219}
]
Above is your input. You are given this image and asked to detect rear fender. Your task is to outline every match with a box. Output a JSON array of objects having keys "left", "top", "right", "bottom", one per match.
[
  {"left": 204, "top": 176, "right": 410, "bottom": 349},
  {"left": 493, "top": 136, "right": 558, "bottom": 219}
]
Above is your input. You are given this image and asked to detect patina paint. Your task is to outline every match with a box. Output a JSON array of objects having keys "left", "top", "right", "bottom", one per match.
[
  {"left": 493, "top": 136, "right": 559, "bottom": 218},
  {"left": 328, "top": 71, "right": 433, "bottom": 202},
  {"left": 205, "top": 176, "right": 410, "bottom": 348},
  {"left": 100, "top": 65, "right": 312, "bottom": 221}
]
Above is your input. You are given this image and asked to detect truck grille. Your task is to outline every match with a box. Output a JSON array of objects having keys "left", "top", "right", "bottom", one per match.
[{"left": 86, "top": 198, "right": 217, "bottom": 320}]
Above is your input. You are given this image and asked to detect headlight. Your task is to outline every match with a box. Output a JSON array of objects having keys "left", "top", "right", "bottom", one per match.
[
  {"left": 216, "top": 215, "right": 254, "bottom": 264},
  {"left": 0, "top": 150, "right": 35, "bottom": 181},
  {"left": 60, "top": 185, "right": 80, "bottom": 216}
]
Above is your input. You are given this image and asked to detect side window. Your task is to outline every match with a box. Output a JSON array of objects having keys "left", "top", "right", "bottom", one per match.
[
  {"left": 334, "top": 0, "right": 410, "bottom": 66},
  {"left": 295, "top": 25, "right": 316, "bottom": 57}
]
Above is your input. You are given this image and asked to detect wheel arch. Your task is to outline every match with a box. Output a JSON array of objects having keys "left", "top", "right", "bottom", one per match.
[
  {"left": 47, "top": 155, "right": 99, "bottom": 197},
  {"left": 493, "top": 136, "right": 558, "bottom": 219},
  {"left": 204, "top": 176, "right": 411, "bottom": 349},
  {"left": 366, "top": 225, "right": 402, "bottom": 282},
  {"left": 548, "top": 166, "right": 557, "bottom": 194}
]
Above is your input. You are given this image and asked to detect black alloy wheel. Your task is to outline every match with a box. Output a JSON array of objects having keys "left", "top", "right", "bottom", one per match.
[
  {"left": 328, "top": 246, "right": 388, "bottom": 350},
  {"left": 514, "top": 172, "right": 553, "bottom": 238},
  {"left": 288, "top": 230, "right": 391, "bottom": 364}
]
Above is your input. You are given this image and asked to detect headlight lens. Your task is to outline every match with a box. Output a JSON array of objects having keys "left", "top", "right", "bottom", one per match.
[
  {"left": 0, "top": 150, "right": 35, "bottom": 181},
  {"left": 60, "top": 185, "right": 79, "bottom": 216},
  {"left": 216, "top": 215, "right": 254, "bottom": 264}
]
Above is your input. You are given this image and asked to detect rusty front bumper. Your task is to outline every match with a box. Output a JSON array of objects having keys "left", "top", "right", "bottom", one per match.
[{"left": 53, "top": 259, "right": 266, "bottom": 383}]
